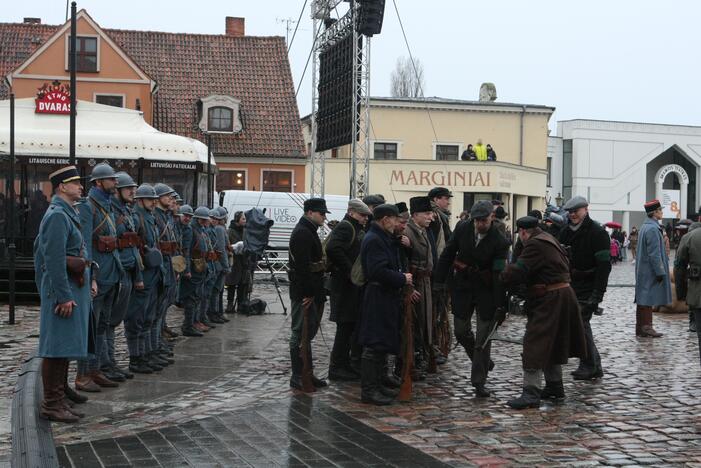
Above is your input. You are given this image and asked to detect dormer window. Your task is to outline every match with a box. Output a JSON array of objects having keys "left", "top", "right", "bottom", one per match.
[
  {"left": 208, "top": 106, "right": 233, "bottom": 132},
  {"left": 198, "top": 95, "right": 242, "bottom": 134},
  {"left": 65, "top": 35, "right": 99, "bottom": 72}
]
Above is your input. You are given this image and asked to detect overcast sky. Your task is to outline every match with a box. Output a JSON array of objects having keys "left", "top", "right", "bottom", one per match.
[{"left": 6, "top": 1, "right": 699, "bottom": 131}]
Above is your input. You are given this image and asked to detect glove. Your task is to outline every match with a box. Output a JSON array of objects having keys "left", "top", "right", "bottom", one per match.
[{"left": 656, "top": 275, "right": 664, "bottom": 283}]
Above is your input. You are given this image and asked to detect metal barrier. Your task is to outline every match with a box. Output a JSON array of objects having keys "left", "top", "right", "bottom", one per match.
[
  {"left": 254, "top": 250, "right": 290, "bottom": 277},
  {"left": 11, "top": 356, "right": 59, "bottom": 468}
]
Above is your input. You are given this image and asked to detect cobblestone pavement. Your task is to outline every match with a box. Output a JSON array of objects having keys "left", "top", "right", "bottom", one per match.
[{"left": 4, "top": 261, "right": 701, "bottom": 466}]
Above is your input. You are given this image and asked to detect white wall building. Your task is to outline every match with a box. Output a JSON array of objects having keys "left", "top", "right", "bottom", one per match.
[{"left": 549, "top": 119, "right": 701, "bottom": 232}]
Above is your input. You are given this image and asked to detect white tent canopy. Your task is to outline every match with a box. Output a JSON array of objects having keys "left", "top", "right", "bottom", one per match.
[{"left": 0, "top": 98, "right": 212, "bottom": 165}]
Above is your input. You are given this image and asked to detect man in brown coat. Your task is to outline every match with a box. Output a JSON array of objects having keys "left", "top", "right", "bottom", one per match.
[
  {"left": 500, "top": 216, "right": 586, "bottom": 409},
  {"left": 404, "top": 197, "right": 435, "bottom": 375}
]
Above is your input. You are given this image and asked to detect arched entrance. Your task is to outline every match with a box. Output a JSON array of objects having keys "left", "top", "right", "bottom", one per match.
[{"left": 655, "top": 164, "right": 688, "bottom": 220}]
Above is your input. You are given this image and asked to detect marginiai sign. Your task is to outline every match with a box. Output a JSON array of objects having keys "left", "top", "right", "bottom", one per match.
[{"left": 35, "top": 81, "right": 71, "bottom": 115}]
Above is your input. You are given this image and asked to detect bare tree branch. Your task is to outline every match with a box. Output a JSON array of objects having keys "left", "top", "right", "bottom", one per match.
[{"left": 390, "top": 56, "right": 425, "bottom": 98}]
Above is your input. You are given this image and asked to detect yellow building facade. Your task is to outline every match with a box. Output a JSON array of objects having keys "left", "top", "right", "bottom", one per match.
[{"left": 303, "top": 97, "right": 555, "bottom": 229}]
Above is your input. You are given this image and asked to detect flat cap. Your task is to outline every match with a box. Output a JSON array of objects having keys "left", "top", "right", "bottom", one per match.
[
  {"left": 644, "top": 199, "right": 661, "bottom": 213},
  {"left": 528, "top": 209, "right": 543, "bottom": 220},
  {"left": 348, "top": 198, "right": 372, "bottom": 215},
  {"left": 428, "top": 187, "right": 453, "bottom": 199},
  {"left": 373, "top": 203, "right": 399, "bottom": 219},
  {"left": 362, "top": 194, "right": 386, "bottom": 207},
  {"left": 470, "top": 200, "right": 493, "bottom": 220},
  {"left": 410, "top": 196, "right": 432, "bottom": 214},
  {"left": 304, "top": 197, "right": 331, "bottom": 214},
  {"left": 495, "top": 206, "right": 508, "bottom": 219},
  {"left": 516, "top": 216, "right": 539, "bottom": 229},
  {"left": 563, "top": 196, "right": 589, "bottom": 211}
]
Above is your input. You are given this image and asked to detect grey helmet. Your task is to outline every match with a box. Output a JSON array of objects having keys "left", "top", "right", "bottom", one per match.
[
  {"left": 154, "top": 183, "right": 175, "bottom": 198},
  {"left": 134, "top": 184, "right": 159, "bottom": 199},
  {"left": 208, "top": 209, "right": 219, "bottom": 220},
  {"left": 173, "top": 192, "right": 183, "bottom": 204},
  {"left": 115, "top": 172, "right": 137, "bottom": 189},
  {"left": 193, "top": 206, "right": 211, "bottom": 220},
  {"left": 89, "top": 162, "right": 117, "bottom": 182},
  {"left": 178, "top": 204, "right": 194, "bottom": 216},
  {"left": 217, "top": 206, "right": 228, "bottom": 218}
]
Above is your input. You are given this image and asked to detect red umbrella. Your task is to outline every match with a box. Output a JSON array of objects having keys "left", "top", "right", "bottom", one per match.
[{"left": 605, "top": 221, "right": 622, "bottom": 229}]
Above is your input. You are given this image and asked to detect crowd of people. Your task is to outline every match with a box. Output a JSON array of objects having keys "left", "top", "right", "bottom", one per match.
[{"left": 34, "top": 163, "right": 250, "bottom": 423}]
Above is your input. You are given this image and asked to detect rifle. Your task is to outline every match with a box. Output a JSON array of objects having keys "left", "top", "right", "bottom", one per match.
[
  {"left": 427, "top": 290, "right": 437, "bottom": 374},
  {"left": 398, "top": 292, "right": 414, "bottom": 401},
  {"left": 299, "top": 301, "right": 315, "bottom": 393}
]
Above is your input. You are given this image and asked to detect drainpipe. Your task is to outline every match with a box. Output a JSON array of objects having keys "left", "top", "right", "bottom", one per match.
[{"left": 519, "top": 105, "right": 526, "bottom": 166}]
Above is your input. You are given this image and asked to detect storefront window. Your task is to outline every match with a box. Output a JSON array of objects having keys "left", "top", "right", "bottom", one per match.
[
  {"left": 262, "top": 170, "right": 292, "bottom": 192},
  {"left": 217, "top": 170, "right": 246, "bottom": 191}
]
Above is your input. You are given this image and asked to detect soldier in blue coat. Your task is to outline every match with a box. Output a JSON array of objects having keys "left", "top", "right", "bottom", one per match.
[
  {"left": 152, "top": 183, "right": 178, "bottom": 363},
  {"left": 197, "top": 210, "right": 219, "bottom": 330},
  {"left": 125, "top": 184, "right": 166, "bottom": 374},
  {"left": 358, "top": 204, "right": 413, "bottom": 405},
  {"left": 180, "top": 207, "right": 211, "bottom": 336},
  {"left": 207, "top": 207, "right": 231, "bottom": 323},
  {"left": 634, "top": 199, "right": 669, "bottom": 337},
  {"left": 35, "top": 166, "right": 92, "bottom": 423},
  {"left": 75, "top": 163, "right": 123, "bottom": 392}
]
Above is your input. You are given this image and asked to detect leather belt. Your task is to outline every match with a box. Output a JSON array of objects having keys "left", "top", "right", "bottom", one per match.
[{"left": 528, "top": 282, "right": 570, "bottom": 297}]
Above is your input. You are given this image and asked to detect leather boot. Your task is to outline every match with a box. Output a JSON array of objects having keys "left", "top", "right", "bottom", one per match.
[
  {"left": 100, "top": 366, "right": 126, "bottom": 382},
  {"left": 145, "top": 354, "right": 164, "bottom": 371},
  {"left": 540, "top": 381, "right": 565, "bottom": 400},
  {"left": 328, "top": 361, "right": 358, "bottom": 381},
  {"left": 129, "top": 356, "right": 153, "bottom": 374},
  {"left": 307, "top": 347, "right": 327, "bottom": 388},
  {"left": 62, "top": 360, "right": 88, "bottom": 404},
  {"left": 182, "top": 326, "right": 204, "bottom": 337},
  {"left": 289, "top": 347, "right": 310, "bottom": 391},
  {"left": 507, "top": 385, "right": 541, "bottom": 409},
  {"left": 114, "top": 364, "right": 134, "bottom": 380},
  {"left": 635, "top": 307, "right": 644, "bottom": 336},
  {"left": 690, "top": 311, "right": 697, "bottom": 333},
  {"left": 40, "top": 358, "right": 79, "bottom": 423},
  {"left": 89, "top": 370, "right": 119, "bottom": 388},
  {"left": 381, "top": 354, "right": 401, "bottom": 389},
  {"left": 360, "top": 349, "right": 393, "bottom": 406},
  {"left": 639, "top": 307, "right": 663, "bottom": 338},
  {"left": 75, "top": 373, "right": 101, "bottom": 393}
]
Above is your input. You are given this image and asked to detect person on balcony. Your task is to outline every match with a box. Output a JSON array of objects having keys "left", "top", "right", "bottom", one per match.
[
  {"left": 474, "top": 139, "right": 488, "bottom": 161},
  {"left": 486, "top": 144, "right": 497, "bottom": 161},
  {"left": 461, "top": 144, "right": 477, "bottom": 161}
]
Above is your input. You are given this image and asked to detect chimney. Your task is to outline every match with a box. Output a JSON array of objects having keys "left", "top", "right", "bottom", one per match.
[
  {"left": 225, "top": 17, "right": 245, "bottom": 37},
  {"left": 23, "top": 17, "right": 41, "bottom": 25}
]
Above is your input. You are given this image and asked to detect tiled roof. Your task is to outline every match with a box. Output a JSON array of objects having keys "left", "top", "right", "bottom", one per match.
[{"left": 0, "top": 22, "right": 306, "bottom": 159}]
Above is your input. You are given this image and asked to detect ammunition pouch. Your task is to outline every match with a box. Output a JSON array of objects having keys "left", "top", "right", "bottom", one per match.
[
  {"left": 171, "top": 255, "right": 187, "bottom": 273},
  {"left": 158, "top": 241, "right": 178, "bottom": 256},
  {"left": 118, "top": 232, "right": 141, "bottom": 250},
  {"left": 66, "top": 255, "right": 88, "bottom": 287},
  {"left": 142, "top": 245, "right": 163, "bottom": 268},
  {"left": 95, "top": 235, "right": 117, "bottom": 253},
  {"left": 206, "top": 251, "right": 218, "bottom": 262},
  {"left": 192, "top": 257, "right": 206, "bottom": 273}
]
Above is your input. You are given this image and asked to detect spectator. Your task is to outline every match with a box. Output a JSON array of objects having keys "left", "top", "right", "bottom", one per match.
[
  {"left": 486, "top": 144, "right": 497, "bottom": 161},
  {"left": 461, "top": 144, "right": 477, "bottom": 161},
  {"left": 629, "top": 226, "right": 639, "bottom": 263},
  {"left": 474, "top": 139, "right": 488, "bottom": 161}
]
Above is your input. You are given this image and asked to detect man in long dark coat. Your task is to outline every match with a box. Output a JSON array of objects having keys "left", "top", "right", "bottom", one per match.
[
  {"left": 326, "top": 199, "right": 371, "bottom": 381},
  {"left": 358, "top": 204, "right": 413, "bottom": 405},
  {"left": 434, "top": 201, "right": 510, "bottom": 398},
  {"left": 500, "top": 216, "right": 586, "bottom": 409}
]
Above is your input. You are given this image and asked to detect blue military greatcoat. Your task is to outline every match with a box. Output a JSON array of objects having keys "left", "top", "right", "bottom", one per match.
[
  {"left": 635, "top": 217, "right": 672, "bottom": 307},
  {"left": 111, "top": 195, "right": 143, "bottom": 283},
  {"left": 77, "top": 187, "right": 122, "bottom": 285},
  {"left": 178, "top": 221, "right": 208, "bottom": 300},
  {"left": 154, "top": 206, "right": 176, "bottom": 287},
  {"left": 34, "top": 196, "right": 91, "bottom": 359}
]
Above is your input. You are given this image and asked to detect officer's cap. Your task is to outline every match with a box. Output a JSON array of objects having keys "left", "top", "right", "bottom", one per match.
[
  {"left": 362, "top": 194, "right": 386, "bottom": 207},
  {"left": 304, "top": 198, "right": 330, "bottom": 214},
  {"left": 49, "top": 165, "right": 81, "bottom": 188},
  {"left": 115, "top": 172, "right": 137, "bottom": 189},
  {"left": 428, "top": 187, "right": 453, "bottom": 199},
  {"left": 154, "top": 183, "right": 175, "bottom": 198},
  {"left": 89, "top": 163, "right": 117, "bottom": 182},
  {"left": 348, "top": 198, "right": 372, "bottom": 215},
  {"left": 134, "top": 184, "right": 158, "bottom": 199},
  {"left": 193, "top": 206, "right": 211, "bottom": 220},
  {"left": 563, "top": 196, "right": 589, "bottom": 212},
  {"left": 373, "top": 203, "right": 399, "bottom": 220},
  {"left": 470, "top": 201, "right": 493, "bottom": 220},
  {"left": 178, "top": 204, "right": 194, "bottom": 216},
  {"left": 409, "top": 196, "right": 432, "bottom": 214},
  {"left": 516, "top": 216, "right": 539, "bottom": 230}
]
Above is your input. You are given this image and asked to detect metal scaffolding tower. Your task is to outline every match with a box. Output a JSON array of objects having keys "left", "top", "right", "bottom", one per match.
[{"left": 310, "top": 0, "right": 372, "bottom": 199}]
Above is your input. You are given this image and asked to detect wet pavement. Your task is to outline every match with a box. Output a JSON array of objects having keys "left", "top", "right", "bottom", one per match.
[{"left": 3, "top": 261, "right": 701, "bottom": 466}]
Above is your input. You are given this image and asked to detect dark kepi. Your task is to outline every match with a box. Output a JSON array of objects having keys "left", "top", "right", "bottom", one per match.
[
  {"left": 49, "top": 165, "right": 81, "bottom": 188},
  {"left": 304, "top": 198, "right": 331, "bottom": 214}
]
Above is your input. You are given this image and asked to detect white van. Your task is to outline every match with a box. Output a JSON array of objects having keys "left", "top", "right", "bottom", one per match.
[{"left": 217, "top": 191, "right": 350, "bottom": 249}]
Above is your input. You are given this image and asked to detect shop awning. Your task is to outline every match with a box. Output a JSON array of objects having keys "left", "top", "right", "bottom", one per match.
[{"left": 0, "top": 98, "right": 213, "bottom": 165}]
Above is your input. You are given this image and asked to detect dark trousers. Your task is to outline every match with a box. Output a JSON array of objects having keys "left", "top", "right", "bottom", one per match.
[
  {"left": 289, "top": 298, "right": 324, "bottom": 351},
  {"left": 106, "top": 271, "right": 133, "bottom": 367},
  {"left": 330, "top": 321, "right": 355, "bottom": 368},
  {"left": 693, "top": 309, "right": 701, "bottom": 365},
  {"left": 578, "top": 301, "right": 601, "bottom": 371},
  {"left": 77, "top": 283, "right": 118, "bottom": 374},
  {"left": 452, "top": 293, "right": 492, "bottom": 387}
]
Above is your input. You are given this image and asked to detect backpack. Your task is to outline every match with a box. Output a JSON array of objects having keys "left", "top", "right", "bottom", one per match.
[
  {"left": 322, "top": 219, "right": 356, "bottom": 271},
  {"left": 322, "top": 220, "right": 366, "bottom": 286}
]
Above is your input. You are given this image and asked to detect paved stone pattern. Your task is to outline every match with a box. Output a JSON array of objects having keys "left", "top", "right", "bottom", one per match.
[
  {"left": 4, "top": 262, "right": 701, "bottom": 466},
  {"left": 57, "top": 395, "right": 447, "bottom": 467}
]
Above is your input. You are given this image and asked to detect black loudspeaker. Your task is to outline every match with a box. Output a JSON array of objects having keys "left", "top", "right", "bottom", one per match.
[{"left": 358, "top": 0, "right": 385, "bottom": 37}]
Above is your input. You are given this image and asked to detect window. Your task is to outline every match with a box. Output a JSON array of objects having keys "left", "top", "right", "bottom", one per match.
[
  {"left": 208, "top": 107, "right": 234, "bottom": 132},
  {"left": 436, "top": 144, "right": 459, "bottom": 161},
  {"left": 374, "top": 142, "right": 397, "bottom": 160},
  {"left": 217, "top": 170, "right": 246, "bottom": 191},
  {"left": 68, "top": 36, "right": 98, "bottom": 72},
  {"left": 547, "top": 157, "right": 552, "bottom": 187},
  {"left": 562, "top": 139, "right": 573, "bottom": 201},
  {"left": 262, "top": 170, "right": 292, "bottom": 192},
  {"left": 95, "top": 95, "right": 123, "bottom": 108}
]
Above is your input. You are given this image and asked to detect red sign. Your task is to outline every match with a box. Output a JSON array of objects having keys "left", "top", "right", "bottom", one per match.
[{"left": 35, "top": 81, "right": 72, "bottom": 114}]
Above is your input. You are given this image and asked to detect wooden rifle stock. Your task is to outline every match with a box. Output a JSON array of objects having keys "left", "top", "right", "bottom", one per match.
[
  {"left": 398, "top": 292, "right": 414, "bottom": 401},
  {"left": 299, "top": 301, "right": 316, "bottom": 393}
]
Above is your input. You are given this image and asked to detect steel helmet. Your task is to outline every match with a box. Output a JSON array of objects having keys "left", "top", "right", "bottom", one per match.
[
  {"left": 178, "top": 204, "right": 194, "bottom": 216},
  {"left": 115, "top": 172, "right": 137, "bottom": 189},
  {"left": 89, "top": 163, "right": 117, "bottom": 182},
  {"left": 134, "top": 184, "right": 159, "bottom": 199},
  {"left": 193, "top": 206, "right": 211, "bottom": 220},
  {"left": 208, "top": 209, "right": 219, "bottom": 219},
  {"left": 173, "top": 192, "right": 183, "bottom": 204},
  {"left": 154, "top": 183, "right": 175, "bottom": 198},
  {"left": 214, "top": 206, "right": 228, "bottom": 219}
]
